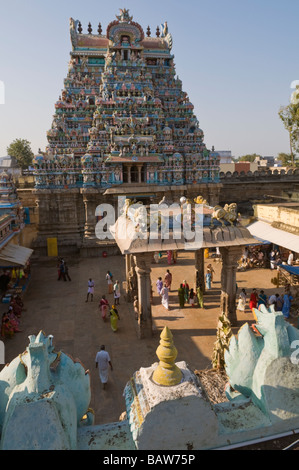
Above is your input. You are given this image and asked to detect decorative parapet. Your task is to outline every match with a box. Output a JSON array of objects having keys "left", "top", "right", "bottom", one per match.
[{"left": 220, "top": 168, "right": 299, "bottom": 181}]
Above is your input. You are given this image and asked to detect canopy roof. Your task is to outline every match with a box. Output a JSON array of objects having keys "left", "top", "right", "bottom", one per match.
[
  {"left": 247, "top": 220, "right": 299, "bottom": 253},
  {"left": 110, "top": 215, "right": 258, "bottom": 254},
  {"left": 0, "top": 244, "right": 33, "bottom": 267}
]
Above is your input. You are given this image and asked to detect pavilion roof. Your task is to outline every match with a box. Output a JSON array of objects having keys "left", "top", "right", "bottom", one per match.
[{"left": 109, "top": 214, "right": 258, "bottom": 254}]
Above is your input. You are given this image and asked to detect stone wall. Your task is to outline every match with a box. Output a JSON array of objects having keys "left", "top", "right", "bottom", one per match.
[
  {"left": 219, "top": 168, "right": 299, "bottom": 214},
  {"left": 16, "top": 170, "right": 299, "bottom": 255}
]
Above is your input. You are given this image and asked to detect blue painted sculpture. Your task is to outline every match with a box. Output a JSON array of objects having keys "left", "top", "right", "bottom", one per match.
[
  {"left": 0, "top": 331, "right": 93, "bottom": 450},
  {"left": 225, "top": 305, "right": 299, "bottom": 418}
]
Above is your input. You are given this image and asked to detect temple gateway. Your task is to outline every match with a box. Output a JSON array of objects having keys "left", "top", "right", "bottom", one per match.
[{"left": 32, "top": 9, "right": 222, "bottom": 256}]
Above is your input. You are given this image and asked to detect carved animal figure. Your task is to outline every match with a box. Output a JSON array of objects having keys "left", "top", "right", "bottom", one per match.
[{"left": 211, "top": 203, "right": 237, "bottom": 227}]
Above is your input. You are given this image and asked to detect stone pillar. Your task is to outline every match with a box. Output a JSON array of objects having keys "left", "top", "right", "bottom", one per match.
[
  {"left": 127, "top": 164, "right": 132, "bottom": 184},
  {"left": 137, "top": 165, "right": 142, "bottom": 183},
  {"left": 82, "top": 190, "right": 97, "bottom": 239},
  {"left": 134, "top": 253, "right": 152, "bottom": 339},
  {"left": 219, "top": 246, "right": 243, "bottom": 325},
  {"left": 194, "top": 249, "right": 205, "bottom": 293}
]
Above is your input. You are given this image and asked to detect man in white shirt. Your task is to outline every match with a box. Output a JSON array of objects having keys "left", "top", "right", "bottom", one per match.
[
  {"left": 287, "top": 251, "right": 294, "bottom": 266},
  {"left": 95, "top": 345, "right": 113, "bottom": 390}
]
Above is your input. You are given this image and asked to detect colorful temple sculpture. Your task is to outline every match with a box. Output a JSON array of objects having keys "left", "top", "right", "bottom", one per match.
[
  {"left": 32, "top": 9, "right": 221, "bottom": 255},
  {"left": 0, "top": 319, "right": 298, "bottom": 450}
]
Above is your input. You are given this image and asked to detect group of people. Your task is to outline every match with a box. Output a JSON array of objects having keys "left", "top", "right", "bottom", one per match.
[
  {"left": 93, "top": 272, "right": 121, "bottom": 332},
  {"left": 237, "top": 286, "right": 294, "bottom": 318},
  {"left": 239, "top": 247, "right": 296, "bottom": 272},
  {"left": 178, "top": 282, "right": 204, "bottom": 309},
  {"left": 57, "top": 257, "right": 71, "bottom": 282},
  {"left": 156, "top": 268, "right": 204, "bottom": 311},
  {"left": 1, "top": 294, "right": 25, "bottom": 339}
]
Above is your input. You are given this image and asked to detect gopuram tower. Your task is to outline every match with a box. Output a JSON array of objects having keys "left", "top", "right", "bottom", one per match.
[{"left": 33, "top": 9, "right": 222, "bottom": 256}]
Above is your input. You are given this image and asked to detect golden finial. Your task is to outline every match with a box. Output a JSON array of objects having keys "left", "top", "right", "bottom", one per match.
[{"left": 152, "top": 326, "right": 182, "bottom": 386}]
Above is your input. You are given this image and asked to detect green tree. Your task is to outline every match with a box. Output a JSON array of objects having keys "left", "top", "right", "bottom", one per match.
[
  {"left": 277, "top": 152, "right": 293, "bottom": 167},
  {"left": 238, "top": 153, "right": 261, "bottom": 162},
  {"left": 6, "top": 138, "right": 34, "bottom": 169},
  {"left": 278, "top": 103, "right": 299, "bottom": 166}
]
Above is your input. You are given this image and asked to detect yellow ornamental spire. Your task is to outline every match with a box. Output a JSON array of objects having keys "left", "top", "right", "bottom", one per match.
[{"left": 152, "top": 326, "right": 182, "bottom": 386}]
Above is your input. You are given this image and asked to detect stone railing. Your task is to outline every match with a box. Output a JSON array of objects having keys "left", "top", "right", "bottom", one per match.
[{"left": 220, "top": 168, "right": 299, "bottom": 181}]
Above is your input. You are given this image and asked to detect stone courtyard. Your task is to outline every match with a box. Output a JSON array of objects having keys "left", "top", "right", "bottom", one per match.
[{"left": 1, "top": 250, "right": 292, "bottom": 430}]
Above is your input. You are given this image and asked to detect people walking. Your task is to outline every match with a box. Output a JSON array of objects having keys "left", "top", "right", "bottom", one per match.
[
  {"left": 156, "top": 277, "right": 163, "bottom": 295},
  {"left": 237, "top": 289, "right": 246, "bottom": 312},
  {"left": 178, "top": 284, "right": 185, "bottom": 309},
  {"left": 257, "top": 290, "right": 267, "bottom": 308},
  {"left": 110, "top": 305, "right": 120, "bottom": 332},
  {"left": 58, "top": 259, "right": 66, "bottom": 281},
  {"left": 183, "top": 280, "right": 189, "bottom": 303},
  {"left": 106, "top": 271, "right": 113, "bottom": 294},
  {"left": 95, "top": 345, "right": 113, "bottom": 390},
  {"left": 249, "top": 289, "right": 258, "bottom": 311},
  {"left": 164, "top": 269, "right": 172, "bottom": 291},
  {"left": 86, "top": 278, "right": 95, "bottom": 302},
  {"left": 205, "top": 271, "right": 211, "bottom": 290},
  {"left": 161, "top": 283, "right": 170, "bottom": 310},
  {"left": 64, "top": 262, "right": 71, "bottom": 281},
  {"left": 113, "top": 280, "right": 121, "bottom": 305},
  {"left": 99, "top": 295, "right": 109, "bottom": 322},
  {"left": 196, "top": 284, "right": 204, "bottom": 308},
  {"left": 189, "top": 288, "right": 195, "bottom": 306},
  {"left": 207, "top": 264, "right": 215, "bottom": 283}
]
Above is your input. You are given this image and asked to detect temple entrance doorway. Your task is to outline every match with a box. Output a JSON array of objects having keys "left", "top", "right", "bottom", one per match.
[
  {"left": 131, "top": 165, "right": 139, "bottom": 183},
  {"left": 123, "top": 165, "right": 129, "bottom": 183}
]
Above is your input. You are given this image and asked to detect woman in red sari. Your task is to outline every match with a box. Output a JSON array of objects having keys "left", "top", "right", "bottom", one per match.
[
  {"left": 99, "top": 295, "right": 109, "bottom": 322},
  {"left": 249, "top": 289, "right": 258, "bottom": 311}
]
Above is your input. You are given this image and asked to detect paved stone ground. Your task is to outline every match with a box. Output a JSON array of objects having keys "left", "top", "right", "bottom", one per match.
[{"left": 1, "top": 251, "right": 298, "bottom": 449}]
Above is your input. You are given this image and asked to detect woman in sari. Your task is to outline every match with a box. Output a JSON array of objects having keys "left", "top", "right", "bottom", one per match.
[
  {"left": 205, "top": 272, "right": 212, "bottom": 290},
  {"left": 196, "top": 285, "right": 204, "bottom": 308},
  {"left": 257, "top": 290, "right": 267, "bottom": 309},
  {"left": 178, "top": 284, "right": 185, "bottom": 309},
  {"left": 249, "top": 289, "right": 258, "bottom": 311},
  {"left": 237, "top": 289, "right": 246, "bottom": 312},
  {"left": 189, "top": 288, "right": 195, "bottom": 306},
  {"left": 161, "top": 284, "right": 170, "bottom": 310},
  {"left": 164, "top": 270, "right": 172, "bottom": 291},
  {"left": 106, "top": 272, "right": 113, "bottom": 294},
  {"left": 183, "top": 280, "right": 189, "bottom": 303},
  {"left": 110, "top": 305, "right": 120, "bottom": 332},
  {"left": 156, "top": 277, "right": 163, "bottom": 295},
  {"left": 99, "top": 295, "right": 109, "bottom": 322}
]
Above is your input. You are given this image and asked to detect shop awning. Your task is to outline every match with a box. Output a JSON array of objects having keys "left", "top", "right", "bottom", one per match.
[
  {"left": 247, "top": 220, "right": 299, "bottom": 253},
  {"left": 278, "top": 264, "right": 299, "bottom": 276},
  {"left": 0, "top": 244, "right": 33, "bottom": 267}
]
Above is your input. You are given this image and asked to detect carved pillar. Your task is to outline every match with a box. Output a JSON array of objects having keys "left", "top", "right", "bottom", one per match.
[
  {"left": 137, "top": 165, "right": 142, "bottom": 183},
  {"left": 127, "top": 164, "right": 132, "bottom": 184},
  {"left": 194, "top": 249, "right": 205, "bottom": 293},
  {"left": 126, "top": 254, "right": 137, "bottom": 302},
  {"left": 82, "top": 190, "right": 97, "bottom": 239},
  {"left": 219, "top": 246, "right": 243, "bottom": 325},
  {"left": 134, "top": 253, "right": 152, "bottom": 339}
]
